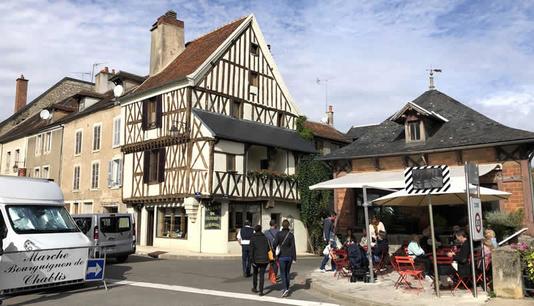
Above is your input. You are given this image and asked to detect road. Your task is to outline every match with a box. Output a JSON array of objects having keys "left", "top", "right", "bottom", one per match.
[{"left": 5, "top": 255, "right": 340, "bottom": 306}]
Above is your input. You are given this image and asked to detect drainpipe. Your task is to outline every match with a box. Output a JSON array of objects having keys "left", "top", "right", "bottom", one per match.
[{"left": 58, "top": 125, "right": 65, "bottom": 185}]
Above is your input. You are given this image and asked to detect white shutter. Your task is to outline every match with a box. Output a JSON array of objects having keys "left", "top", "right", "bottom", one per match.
[
  {"left": 118, "top": 159, "right": 123, "bottom": 186},
  {"left": 108, "top": 160, "right": 113, "bottom": 187}
]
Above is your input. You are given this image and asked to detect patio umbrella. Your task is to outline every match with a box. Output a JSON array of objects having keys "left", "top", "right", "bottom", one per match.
[{"left": 371, "top": 179, "right": 510, "bottom": 297}]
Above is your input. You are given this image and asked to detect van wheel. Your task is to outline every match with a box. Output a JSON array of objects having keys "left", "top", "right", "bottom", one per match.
[{"left": 116, "top": 256, "right": 128, "bottom": 263}]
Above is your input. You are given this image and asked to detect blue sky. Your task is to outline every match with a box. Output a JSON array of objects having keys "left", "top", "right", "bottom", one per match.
[{"left": 1, "top": 0, "right": 534, "bottom": 133}]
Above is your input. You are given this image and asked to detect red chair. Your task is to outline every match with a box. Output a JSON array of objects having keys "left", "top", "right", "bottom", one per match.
[
  {"left": 393, "top": 256, "right": 425, "bottom": 292},
  {"left": 373, "top": 251, "right": 389, "bottom": 275},
  {"left": 331, "top": 249, "right": 350, "bottom": 279}
]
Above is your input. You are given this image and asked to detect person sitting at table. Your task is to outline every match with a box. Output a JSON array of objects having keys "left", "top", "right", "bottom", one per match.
[
  {"left": 369, "top": 216, "right": 385, "bottom": 244},
  {"left": 447, "top": 230, "right": 471, "bottom": 278},
  {"left": 372, "top": 230, "right": 389, "bottom": 263},
  {"left": 347, "top": 239, "right": 369, "bottom": 272},
  {"left": 407, "top": 235, "right": 432, "bottom": 277}
]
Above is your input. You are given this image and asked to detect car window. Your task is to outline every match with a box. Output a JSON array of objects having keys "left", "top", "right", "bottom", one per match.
[
  {"left": 74, "top": 217, "right": 92, "bottom": 234},
  {"left": 100, "top": 216, "right": 130, "bottom": 233}
]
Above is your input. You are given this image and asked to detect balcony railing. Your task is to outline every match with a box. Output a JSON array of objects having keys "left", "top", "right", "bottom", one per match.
[{"left": 212, "top": 171, "right": 298, "bottom": 201}]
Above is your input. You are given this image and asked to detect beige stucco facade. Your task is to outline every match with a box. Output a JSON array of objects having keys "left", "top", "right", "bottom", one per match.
[
  {"left": 0, "top": 137, "right": 27, "bottom": 176},
  {"left": 25, "top": 127, "right": 63, "bottom": 182},
  {"left": 61, "top": 105, "right": 125, "bottom": 214}
]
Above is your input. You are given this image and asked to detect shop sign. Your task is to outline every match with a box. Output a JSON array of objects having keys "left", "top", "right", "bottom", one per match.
[
  {"left": 404, "top": 165, "right": 451, "bottom": 194},
  {"left": 469, "top": 197, "right": 484, "bottom": 241},
  {"left": 0, "top": 247, "right": 88, "bottom": 291},
  {"left": 205, "top": 203, "right": 221, "bottom": 230}
]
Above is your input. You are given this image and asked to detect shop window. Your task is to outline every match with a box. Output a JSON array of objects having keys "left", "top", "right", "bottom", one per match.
[
  {"left": 157, "top": 207, "right": 188, "bottom": 239},
  {"left": 228, "top": 203, "right": 261, "bottom": 241}
]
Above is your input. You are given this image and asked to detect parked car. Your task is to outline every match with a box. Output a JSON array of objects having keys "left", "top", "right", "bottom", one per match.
[{"left": 73, "top": 213, "right": 135, "bottom": 262}]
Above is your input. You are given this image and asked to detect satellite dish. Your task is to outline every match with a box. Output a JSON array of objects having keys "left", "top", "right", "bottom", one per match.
[
  {"left": 113, "top": 84, "right": 124, "bottom": 98},
  {"left": 320, "top": 116, "right": 328, "bottom": 124},
  {"left": 39, "top": 109, "right": 51, "bottom": 120}
]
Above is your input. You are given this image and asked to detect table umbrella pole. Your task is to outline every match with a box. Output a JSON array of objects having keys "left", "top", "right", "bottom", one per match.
[
  {"left": 428, "top": 195, "right": 440, "bottom": 297},
  {"left": 363, "top": 185, "right": 374, "bottom": 283}
]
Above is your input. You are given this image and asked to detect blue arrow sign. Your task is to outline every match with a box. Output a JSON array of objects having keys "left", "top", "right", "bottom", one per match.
[{"left": 85, "top": 258, "right": 105, "bottom": 281}]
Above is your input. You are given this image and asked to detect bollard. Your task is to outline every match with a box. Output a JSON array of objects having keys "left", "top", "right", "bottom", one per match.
[{"left": 492, "top": 246, "right": 524, "bottom": 299}]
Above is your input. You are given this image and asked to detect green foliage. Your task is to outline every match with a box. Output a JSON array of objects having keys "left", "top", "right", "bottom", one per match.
[
  {"left": 485, "top": 209, "right": 524, "bottom": 240},
  {"left": 524, "top": 249, "right": 534, "bottom": 282},
  {"left": 246, "top": 170, "right": 296, "bottom": 182},
  {"left": 296, "top": 154, "right": 332, "bottom": 253},
  {"left": 296, "top": 116, "right": 314, "bottom": 141}
]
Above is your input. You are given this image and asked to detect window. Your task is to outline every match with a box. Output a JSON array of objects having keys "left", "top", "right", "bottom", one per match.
[
  {"left": 73, "top": 166, "right": 80, "bottom": 191},
  {"left": 249, "top": 71, "right": 259, "bottom": 87},
  {"left": 83, "top": 202, "right": 93, "bottom": 213},
  {"left": 14, "top": 149, "right": 20, "bottom": 165},
  {"left": 35, "top": 134, "right": 42, "bottom": 156},
  {"left": 407, "top": 121, "right": 422, "bottom": 142},
  {"left": 34, "top": 167, "right": 40, "bottom": 178},
  {"left": 226, "top": 154, "right": 236, "bottom": 172},
  {"left": 157, "top": 207, "right": 188, "bottom": 239},
  {"left": 7, "top": 205, "right": 79, "bottom": 234},
  {"left": 277, "top": 112, "right": 285, "bottom": 127},
  {"left": 142, "top": 96, "right": 162, "bottom": 130},
  {"left": 230, "top": 100, "right": 242, "bottom": 119},
  {"left": 100, "top": 216, "right": 131, "bottom": 233},
  {"left": 143, "top": 149, "right": 165, "bottom": 184},
  {"left": 42, "top": 166, "right": 49, "bottom": 179},
  {"left": 108, "top": 158, "right": 123, "bottom": 187},
  {"left": 228, "top": 203, "right": 261, "bottom": 241},
  {"left": 92, "top": 124, "right": 101, "bottom": 151},
  {"left": 5, "top": 151, "right": 10, "bottom": 173},
  {"left": 43, "top": 132, "right": 51, "bottom": 153},
  {"left": 74, "top": 217, "right": 92, "bottom": 234},
  {"left": 260, "top": 159, "right": 269, "bottom": 170},
  {"left": 91, "top": 162, "right": 100, "bottom": 189},
  {"left": 250, "top": 43, "right": 259, "bottom": 56},
  {"left": 113, "top": 117, "right": 121, "bottom": 147},
  {"left": 75, "top": 130, "right": 83, "bottom": 155}
]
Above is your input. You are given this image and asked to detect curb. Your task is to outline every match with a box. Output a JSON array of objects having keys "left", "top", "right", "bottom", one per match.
[
  {"left": 135, "top": 251, "right": 319, "bottom": 261},
  {"left": 310, "top": 277, "right": 392, "bottom": 306}
]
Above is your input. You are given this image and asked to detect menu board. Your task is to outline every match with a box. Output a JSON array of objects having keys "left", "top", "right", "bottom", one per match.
[
  {"left": 205, "top": 203, "right": 221, "bottom": 230},
  {"left": 412, "top": 168, "right": 443, "bottom": 189}
]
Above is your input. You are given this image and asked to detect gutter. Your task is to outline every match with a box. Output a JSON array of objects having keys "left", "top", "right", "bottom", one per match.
[{"left": 321, "top": 138, "right": 534, "bottom": 161}]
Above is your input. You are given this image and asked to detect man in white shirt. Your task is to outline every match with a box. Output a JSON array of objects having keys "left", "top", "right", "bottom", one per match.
[{"left": 238, "top": 220, "right": 254, "bottom": 277}]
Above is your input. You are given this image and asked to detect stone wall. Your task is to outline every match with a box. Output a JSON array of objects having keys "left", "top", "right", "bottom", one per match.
[{"left": 492, "top": 246, "right": 524, "bottom": 298}]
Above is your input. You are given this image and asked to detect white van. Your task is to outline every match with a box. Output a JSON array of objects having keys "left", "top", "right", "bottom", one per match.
[{"left": 0, "top": 176, "right": 90, "bottom": 252}]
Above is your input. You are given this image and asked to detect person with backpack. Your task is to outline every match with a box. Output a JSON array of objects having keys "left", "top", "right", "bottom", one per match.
[
  {"left": 273, "top": 220, "right": 296, "bottom": 298},
  {"left": 264, "top": 219, "right": 280, "bottom": 279},
  {"left": 250, "top": 224, "right": 270, "bottom": 296}
]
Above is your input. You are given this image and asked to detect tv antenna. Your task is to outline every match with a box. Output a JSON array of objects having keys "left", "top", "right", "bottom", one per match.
[
  {"left": 316, "top": 78, "right": 331, "bottom": 112},
  {"left": 426, "top": 68, "right": 442, "bottom": 90},
  {"left": 70, "top": 72, "right": 91, "bottom": 81},
  {"left": 91, "top": 63, "right": 105, "bottom": 83}
]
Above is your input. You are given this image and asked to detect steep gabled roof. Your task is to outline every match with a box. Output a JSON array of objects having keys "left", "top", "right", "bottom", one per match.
[
  {"left": 304, "top": 121, "right": 350, "bottom": 144},
  {"left": 133, "top": 16, "right": 248, "bottom": 95},
  {"left": 324, "top": 89, "right": 534, "bottom": 160},
  {"left": 390, "top": 101, "right": 448, "bottom": 123},
  {"left": 193, "top": 109, "right": 316, "bottom": 153},
  {"left": 346, "top": 124, "right": 380, "bottom": 141}
]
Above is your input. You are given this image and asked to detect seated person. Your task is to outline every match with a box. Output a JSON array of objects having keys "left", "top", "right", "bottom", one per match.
[
  {"left": 347, "top": 240, "right": 369, "bottom": 271},
  {"left": 447, "top": 230, "right": 471, "bottom": 278},
  {"left": 407, "top": 235, "right": 432, "bottom": 276},
  {"left": 372, "top": 230, "right": 389, "bottom": 262}
]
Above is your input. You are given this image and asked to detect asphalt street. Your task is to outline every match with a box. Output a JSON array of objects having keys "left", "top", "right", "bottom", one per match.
[{"left": 4, "top": 255, "right": 340, "bottom": 306}]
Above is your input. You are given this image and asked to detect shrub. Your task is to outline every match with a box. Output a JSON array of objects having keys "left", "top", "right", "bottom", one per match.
[{"left": 485, "top": 209, "right": 523, "bottom": 241}]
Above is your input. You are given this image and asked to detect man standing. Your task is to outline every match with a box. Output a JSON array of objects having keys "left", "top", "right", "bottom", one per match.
[
  {"left": 319, "top": 212, "right": 336, "bottom": 272},
  {"left": 264, "top": 219, "right": 280, "bottom": 278},
  {"left": 238, "top": 220, "right": 254, "bottom": 277}
]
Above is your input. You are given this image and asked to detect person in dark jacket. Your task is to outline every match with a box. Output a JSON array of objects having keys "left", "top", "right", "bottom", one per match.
[
  {"left": 347, "top": 240, "right": 368, "bottom": 270},
  {"left": 264, "top": 220, "right": 280, "bottom": 278},
  {"left": 250, "top": 225, "right": 270, "bottom": 296},
  {"left": 319, "top": 212, "right": 336, "bottom": 272},
  {"left": 273, "top": 219, "right": 296, "bottom": 298},
  {"left": 447, "top": 230, "right": 471, "bottom": 277},
  {"left": 238, "top": 220, "right": 254, "bottom": 277}
]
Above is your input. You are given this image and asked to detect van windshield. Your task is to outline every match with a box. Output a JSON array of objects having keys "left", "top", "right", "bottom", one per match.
[{"left": 7, "top": 205, "right": 79, "bottom": 234}]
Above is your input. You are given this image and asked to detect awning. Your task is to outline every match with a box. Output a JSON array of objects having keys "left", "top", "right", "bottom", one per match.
[{"left": 309, "top": 163, "right": 501, "bottom": 190}]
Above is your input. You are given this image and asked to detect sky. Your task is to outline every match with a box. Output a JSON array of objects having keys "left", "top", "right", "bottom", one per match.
[{"left": 1, "top": 0, "right": 534, "bottom": 133}]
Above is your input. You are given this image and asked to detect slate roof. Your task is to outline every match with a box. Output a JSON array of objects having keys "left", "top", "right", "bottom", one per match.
[
  {"left": 324, "top": 89, "right": 534, "bottom": 160},
  {"left": 133, "top": 16, "right": 248, "bottom": 95},
  {"left": 193, "top": 109, "right": 316, "bottom": 153},
  {"left": 304, "top": 121, "right": 350, "bottom": 144},
  {"left": 346, "top": 124, "right": 379, "bottom": 141}
]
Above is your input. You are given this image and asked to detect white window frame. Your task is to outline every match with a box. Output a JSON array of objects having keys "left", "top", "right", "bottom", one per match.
[
  {"left": 42, "top": 165, "right": 50, "bottom": 179},
  {"left": 75, "top": 129, "right": 83, "bottom": 156},
  {"left": 91, "top": 161, "right": 100, "bottom": 190},
  {"left": 82, "top": 201, "right": 93, "bottom": 214},
  {"left": 35, "top": 134, "right": 42, "bottom": 156},
  {"left": 108, "top": 158, "right": 123, "bottom": 188},
  {"left": 92, "top": 123, "right": 102, "bottom": 152},
  {"left": 33, "top": 166, "right": 40, "bottom": 178},
  {"left": 112, "top": 116, "right": 121, "bottom": 148},
  {"left": 5, "top": 151, "right": 11, "bottom": 173},
  {"left": 73, "top": 165, "right": 81, "bottom": 191},
  {"left": 43, "top": 131, "right": 52, "bottom": 154}
]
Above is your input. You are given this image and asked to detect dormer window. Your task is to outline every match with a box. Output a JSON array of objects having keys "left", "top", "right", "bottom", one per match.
[{"left": 406, "top": 120, "right": 425, "bottom": 143}]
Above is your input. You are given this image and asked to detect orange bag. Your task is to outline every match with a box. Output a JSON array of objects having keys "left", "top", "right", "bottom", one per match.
[{"left": 268, "top": 264, "right": 277, "bottom": 285}]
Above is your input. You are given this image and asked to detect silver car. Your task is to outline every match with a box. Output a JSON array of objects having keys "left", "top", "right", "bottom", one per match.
[{"left": 73, "top": 213, "right": 136, "bottom": 262}]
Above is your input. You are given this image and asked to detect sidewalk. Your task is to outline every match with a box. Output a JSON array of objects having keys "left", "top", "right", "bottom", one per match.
[
  {"left": 310, "top": 269, "right": 496, "bottom": 306},
  {"left": 136, "top": 245, "right": 316, "bottom": 260}
]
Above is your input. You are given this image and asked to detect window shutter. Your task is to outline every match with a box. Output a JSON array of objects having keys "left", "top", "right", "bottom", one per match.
[
  {"left": 158, "top": 147, "right": 165, "bottom": 183},
  {"left": 155, "top": 95, "right": 163, "bottom": 128},
  {"left": 142, "top": 100, "right": 149, "bottom": 130},
  {"left": 118, "top": 159, "right": 123, "bottom": 186},
  {"left": 143, "top": 151, "right": 150, "bottom": 183},
  {"left": 108, "top": 160, "right": 113, "bottom": 187}
]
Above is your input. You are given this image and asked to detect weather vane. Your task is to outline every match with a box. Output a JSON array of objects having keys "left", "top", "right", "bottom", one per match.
[{"left": 426, "top": 68, "right": 442, "bottom": 90}]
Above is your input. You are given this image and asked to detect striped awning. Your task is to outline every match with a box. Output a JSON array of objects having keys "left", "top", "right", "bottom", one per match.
[{"left": 145, "top": 202, "right": 184, "bottom": 208}]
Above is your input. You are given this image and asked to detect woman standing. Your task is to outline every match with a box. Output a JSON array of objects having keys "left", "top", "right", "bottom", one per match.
[
  {"left": 273, "top": 220, "right": 297, "bottom": 298},
  {"left": 250, "top": 224, "right": 270, "bottom": 296}
]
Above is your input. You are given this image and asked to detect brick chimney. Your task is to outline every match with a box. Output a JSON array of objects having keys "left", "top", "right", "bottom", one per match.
[
  {"left": 326, "top": 105, "right": 334, "bottom": 126},
  {"left": 14, "top": 74, "right": 28, "bottom": 113},
  {"left": 150, "top": 10, "right": 185, "bottom": 76}
]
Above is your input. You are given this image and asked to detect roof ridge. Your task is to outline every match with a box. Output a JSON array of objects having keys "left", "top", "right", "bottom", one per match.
[{"left": 186, "top": 15, "right": 249, "bottom": 45}]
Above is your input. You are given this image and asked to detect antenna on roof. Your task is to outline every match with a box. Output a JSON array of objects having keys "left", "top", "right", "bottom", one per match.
[
  {"left": 316, "top": 78, "right": 330, "bottom": 112},
  {"left": 426, "top": 68, "right": 442, "bottom": 90},
  {"left": 70, "top": 72, "right": 91, "bottom": 81},
  {"left": 91, "top": 63, "right": 105, "bottom": 83}
]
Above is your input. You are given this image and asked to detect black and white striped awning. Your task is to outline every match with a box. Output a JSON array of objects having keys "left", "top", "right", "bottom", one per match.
[
  {"left": 404, "top": 165, "right": 451, "bottom": 194},
  {"left": 145, "top": 202, "right": 184, "bottom": 208}
]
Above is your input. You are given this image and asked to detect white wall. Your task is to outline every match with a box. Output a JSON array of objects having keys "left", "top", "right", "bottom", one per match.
[
  {"left": 0, "top": 137, "right": 27, "bottom": 176},
  {"left": 122, "top": 153, "right": 133, "bottom": 198}
]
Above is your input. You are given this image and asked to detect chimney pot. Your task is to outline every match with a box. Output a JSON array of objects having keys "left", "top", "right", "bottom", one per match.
[
  {"left": 14, "top": 75, "right": 29, "bottom": 113},
  {"left": 165, "top": 10, "right": 177, "bottom": 19},
  {"left": 326, "top": 105, "right": 334, "bottom": 127}
]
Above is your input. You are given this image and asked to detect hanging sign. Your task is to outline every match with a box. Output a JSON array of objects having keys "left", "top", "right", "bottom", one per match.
[
  {"left": 0, "top": 248, "right": 88, "bottom": 292},
  {"left": 470, "top": 197, "right": 484, "bottom": 241},
  {"left": 404, "top": 165, "right": 451, "bottom": 194},
  {"left": 204, "top": 202, "right": 221, "bottom": 230}
]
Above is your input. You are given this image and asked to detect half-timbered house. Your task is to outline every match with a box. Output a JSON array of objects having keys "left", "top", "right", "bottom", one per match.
[{"left": 120, "top": 11, "right": 315, "bottom": 253}]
